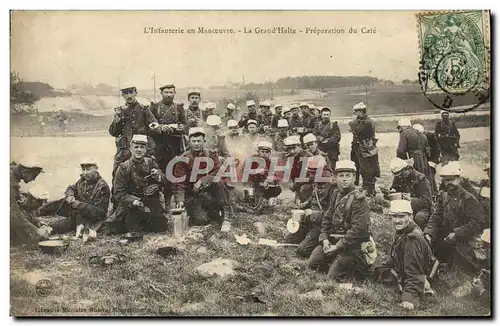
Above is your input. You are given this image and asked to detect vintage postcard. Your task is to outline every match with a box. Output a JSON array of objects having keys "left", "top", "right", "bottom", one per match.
[{"left": 10, "top": 10, "right": 491, "bottom": 317}]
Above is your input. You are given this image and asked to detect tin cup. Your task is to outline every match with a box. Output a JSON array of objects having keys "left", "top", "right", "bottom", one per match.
[{"left": 291, "top": 209, "right": 305, "bottom": 222}]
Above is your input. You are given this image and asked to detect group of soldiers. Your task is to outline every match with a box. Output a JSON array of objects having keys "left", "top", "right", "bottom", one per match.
[{"left": 10, "top": 83, "right": 490, "bottom": 311}]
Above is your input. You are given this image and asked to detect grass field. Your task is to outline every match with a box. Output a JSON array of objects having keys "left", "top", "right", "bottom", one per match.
[{"left": 10, "top": 133, "right": 490, "bottom": 317}]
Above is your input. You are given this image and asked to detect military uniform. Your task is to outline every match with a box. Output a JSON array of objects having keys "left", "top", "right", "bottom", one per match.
[
  {"left": 434, "top": 120, "right": 460, "bottom": 164},
  {"left": 308, "top": 187, "right": 372, "bottom": 280},
  {"left": 397, "top": 127, "right": 433, "bottom": 187},
  {"left": 39, "top": 174, "right": 110, "bottom": 234},
  {"left": 185, "top": 106, "right": 203, "bottom": 129},
  {"left": 289, "top": 115, "right": 302, "bottom": 131},
  {"left": 285, "top": 171, "right": 336, "bottom": 257},
  {"left": 273, "top": 132, "right": 289, "bottom": 153},
  {"left": 108, "top": 101, "right": 157, "bottom": 179},
  {"left": 271, "top": 113, "right": 282, "bottom": 129},
  {"left": 112, "top": 156, "right": 166, "bottom": 233},
  {"left": 300, "top": 114, "right": 317, "bottom": 134},
  {"left": 149, "top": 101, "right": 186, "bottom": 171},
  {"left": 172, "top": 148, "right": 232, "bottom": 224},
  {"left": 390, "top": 169, "right": 433, "bottom": 230},
  {"left": 424, "top": 184, "right": 485, "bottom": 267},
  {"left": 260, "top": 113, "right": 274, "bottom": 133},
  {"left": 222, "top": 112, "right": 237, "bottom": 126},
  {"left": 238, "top": 111, "right": 264, "bottom": 133},
  {"left": 308, "top": 148, "right": 333, "bottom": 173},
  {"left": 313, "top": 119, "right": 341, "bottom": 171},
  {"left": 349, "top": 115, "right": 381, "bottom": 193},
  {"left": 377, "top": 220, "right": 434, "bottom": 308}
]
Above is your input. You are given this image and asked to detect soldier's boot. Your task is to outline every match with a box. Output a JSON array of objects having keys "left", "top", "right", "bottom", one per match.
[{"left": 221, "top": 206, "right": 233, "bottom": 232}]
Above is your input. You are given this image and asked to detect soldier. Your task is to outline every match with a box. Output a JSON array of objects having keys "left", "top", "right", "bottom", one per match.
[
  {"left": 309, "top": 104, "right": 317, "bottom": 118},
  {"left": 282, "top": 106, "right": 292, "bottom": 121},
  {"left": 348, "top": 101, "right": 380, "bottom": 197},
  {"left": 172, "top": 127, "right": 234, "bottom": 232},
  {"left": 289, "top": 104, "right": 302, "bottom": 132},
  {"left": 273, "top": 119, "right": 290, "bottom": 152},
  {"left": 185, "top": 90, "right": 203, "bottom": 129},
  {"left": 376, "top": 200, "right": 435, "bottom": 311},
  {"left": 284, "top": 155, "right": 336, "bottom": 258},
  {"left": 302, "top": 133, "right": 333, "bottom": 172},
  {"left": 308, "top": 160, "right": 374, "bottom": 281},
  {"left": 205, "top": 115, "right": 230, "bottom": 159},
  {"left": 238, "top": 100, "right": 264, "bottom": 133},
  {"left": 112, "top": 135, "right": 167, "bottom": 234},
  {"left": 385, "top": 158, "right": 433, "bottom": 230},
  {"left": 10, "top": 159, "right": 50, "bottom": 246},
  {"left": 423, "top": 129, "right": 441, "bottom": 165},
  {"left": 271, "top": 104, "right": 283, "bottom": 129},
  {"left": 259, "top": 100, "right": 273, "bottom": 135},
  {"left": 202, "top": 102, "right": 217, "bottom": 122},
  {"left": 434, "top": 110, "right": 460, "bottom": 164},
  {"left": 245, "top": 119, "right": 261, "bottom": 152},
  {"left": 37, "top": 158, "right": 110, "bottom": 241},
  {"left": 299, "top": 102, "right": 317, "bottom": 135},
  {"left": 282, "top": 135, "right": 313, "bottom": 187},
  {"left": 149, "top": 84, "right": 186, "bottom": 173},
  {"left": 222, "top": 103, "right": 237, "bottom": 126},
  {"left": 423, "top": 162, "right": 485, "bottom": 270},
  {"left": 226, "top": 119, "right": 240, "bottom": 141},
  {"left": 313, "top": 107, "right": 341, "bottom": 171},
  {"left": 397, "top": 119, "right": 433, "bottom": 189},
  {"left": 413, "top": 123, "right": 438, "bottom": 193},
  {"left": 108, "top": 86, "right": 158, "bottom": 185},
  {"left": 56, "top": 109, "right": 68, "bottom": 135}
]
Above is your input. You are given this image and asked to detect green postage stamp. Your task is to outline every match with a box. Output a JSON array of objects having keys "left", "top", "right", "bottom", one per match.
[{"left": 417, "top": 10, "right": 490, "bottom": 97}]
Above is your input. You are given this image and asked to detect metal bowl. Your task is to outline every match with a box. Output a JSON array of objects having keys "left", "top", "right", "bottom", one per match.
[
  {"left": 387, "top": 192, "right": 410, "bottom": 201},
  {"left": 38, "top": 240, "right": 69, "bottom": 254},
  {"left": 121, "top": 232, "right": 143, "bottom": 242}
]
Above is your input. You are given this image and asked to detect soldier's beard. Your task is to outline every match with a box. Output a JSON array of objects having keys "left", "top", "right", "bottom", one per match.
[{"left": 163, "top": 97, "right": 173, "bottom": 104}]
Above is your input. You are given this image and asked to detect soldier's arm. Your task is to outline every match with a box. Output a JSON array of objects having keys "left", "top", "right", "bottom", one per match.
[
  {"left": 414, "top": 177, "right": 433, "bottom": 210},
  {"left": 318, "top": 195, "right": 335, "bottom": 243},
  {"left": 199, "top": 152, "right": 222, "bottom": 185},
  {"left": 451, "top": 122, "right": 460, "bottom": 142},
  {"left": 396, "top": 133, "right": 409, "bottom": 160},
  {"left": 109, "top": 114, "right": 124, "bottom": 137},
  {"left": 423, "top": 193, "right": 444, "bottom": 238},
  {"left": 171, "top": 158, "right": 188, "bottom": 203},
  {"left": 453, "top": 195, "right": 485, "bottom": 240},
  {"left": 330, "top": 121, "right": 341, "bottom": 143},
  {"left": 64, "top": 181, "right": 78, "bottom": 198},
  {"left": 144, "top": 106, "right": 159, "bottom": 135},
  {"left": 335, "top": 194, "right": 370, "bottom": 251},
  {"left": 114, "top": 164, "right": 140, "bottom": 207},
  {"left": 73, "top": 182, "right": 110, "bottom": 222},
  {"left": 400, "top": 236, "right": 429, "bottom": 307}
]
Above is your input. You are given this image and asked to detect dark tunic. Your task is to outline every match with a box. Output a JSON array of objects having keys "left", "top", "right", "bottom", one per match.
[
  {"left": 434, "top": 120, "right": 460, "bottom": 161},
  {"left": 349, "top": 115, "right": 381, "bottom": 184},
  {"left": 238, "top": 111, "right": 264, "bottom": 133},
  {"left": 397, "top": 127, "right": 432, "bottom": 185},
  {"left": 185, "top": 106, "right": 203, "bottom": 129},
  {"left": 313, "top": 119, "right": 341, "bottom": 161},
  {"left": 379, "top": 221, "right": 434, "bottom": 306},
  {"left": 149, "top": 101, "right": 186, "bottom": 171},
  {"left": 300, "top": 114, "right": 317, "bottom": 134}
]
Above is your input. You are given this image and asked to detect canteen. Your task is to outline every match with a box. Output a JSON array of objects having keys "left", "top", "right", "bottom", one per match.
[
  {"left": 243, "top": 187, "right": 256, "bottom": 205},
  {"left": 171, "top": 208, "right": 188, "bottom": 237}
]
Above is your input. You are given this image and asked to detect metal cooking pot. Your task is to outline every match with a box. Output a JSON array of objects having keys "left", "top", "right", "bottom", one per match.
[
  {"left": 291, "top": 209, "right": 305, "bottom": 222},
  {"left": 38, "top": 240, "right": 69, "bottom": 254}
]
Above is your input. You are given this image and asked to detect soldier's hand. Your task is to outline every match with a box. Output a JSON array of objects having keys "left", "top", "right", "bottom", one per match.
[
  {"left": 151, "top": 168, "right": 161, "bottom": 181},
  {"left": 193, "top": 180, "right": 202, "bottom": 192},
  {"left": 176, "top": 202, "right": 185, "bottom": 209},
  {"left": 66, "top": 196, "right": 76, "bottom": 204},
  {"left": 304, "top": 208, "right": 313, "bottom": 217},
  {"left": 444, "top": 232, "right": 456, "bottom": 244},
  {"left": 323, "top": 240, "right": 333, "bottom": 254},
  {"left": 70, "top": 200, "right": 81, "bottom": 208},
  {"left": 132, "top": 200, "right": 144, "bottom": 208},
  {"left": 161, "top": 124, "right": 173, "bottom": 133},
  {"left": 424, "top": 234, "right": 432, "bottom": 244},
  {"left": 400, "top": 301, "right": 415, "bottom": 310}
]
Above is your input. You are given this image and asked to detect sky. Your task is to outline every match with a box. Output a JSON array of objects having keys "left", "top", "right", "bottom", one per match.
[{"left": 11, "top": 11, "right": 422, "bottom": 89}]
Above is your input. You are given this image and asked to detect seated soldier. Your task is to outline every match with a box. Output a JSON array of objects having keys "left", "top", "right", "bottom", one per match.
[
  {"left": 281, "top": 135, "right": 313, "bottom": 190},
  {"left": 205, "top": 114, "right": 230, "bottom": 159},
  {"left": 226, "top": 119, "right": 240, "bottom": 141},
  {"left": 384, "top": 158, "right": 433, "bottom": 230},
  {"left": 308, "top": 160, "right": 374, "bottom": 281},
  {"left": 424, "top": 162, "right": 485, "bottom": 271},
  {"left": 284, "top": 155, "right": 336, "bottom": 258},
  {"left": 376, "top": 200, "right": 435, "bottom": 311},
  {"left": 112, "top": 134, "right": 166, "bottom": 234},
  {"left": 245, "top": 119, "right": 261, "bottom": 147},
  {"left": 302, "top": 133, "right": 333, "bottom": 172},
  {"left": 239, "top": 141, "right": 282, "bottom": 211},
  {"left": 172, "top": 127, "right": 234, "bottom": 232},
  {"left": 10, "top": 158, "right": 51, "bottom": 246},
  {"left": 37, "top": 157, "right": 110, "bottom": 241}
]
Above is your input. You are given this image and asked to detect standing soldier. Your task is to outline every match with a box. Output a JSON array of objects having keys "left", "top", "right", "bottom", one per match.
[
  {"left": 423, "top": 162, "right": 485, "bottom": 270},
  {"left": 205, "top": 115, "right": 230, "bottom": 159},
  {"left": 108, "top": 86, "right": 158, "bottom": 185},
  {"left": 413, "top": 123, "right": 437, "bottom": 192},
  {"left": 435, "top": 110, "right": 460, "bottom": 164},
  {"left": 238, "top": 100, "right": 263, "bottom": 133},
  {"left": 259, "top": 100, "right": 273, "bottom": 135},
  {"left": 376, "top": 200, "right": 435, "bottom": 311},
  {"left": 348, "top": 102, "right": 380, "bottom": 196},
  {"left": 56, "top": 109, "right": 68, "bottom": 135},
  {"left": 302, "top": 133, "right": 333, "bottom": 172},
  {"left": 112, "top": 135, "right": 166, "bottom": 233},
  {"left": 384, "top": 158, "right": 433, "bottom": 230},
  {"left": 313, "top": 107, "right": 341, "bottom": 171},
  {"left": 396, "top": 119, "right": 433, "bottom": 188},
  {"left": 273, "top": 119, "right": 290, "bottom": 153},
  {"left": 308, "top": 160, "right": 374, "bottom": 281},
  {"left": 185, "top": 89, "right": 203, "bottom": 129},
  {"left": 172, "top": 127, "right": 234, "bottom": 232},
  {"left": 284, "top": 155, "right": 336, "bottom": 258},
  {"left": 222, "top": 103, "right": 237, "bottom": 126},
  {"left": 271, "top": 104, "right": 283, "bottom": 129},
  {"left": 149, "top": 84, "right": 186, "bottom": 173}
]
